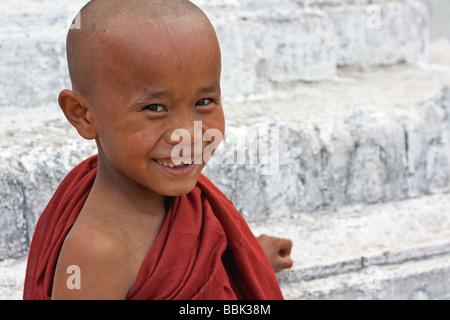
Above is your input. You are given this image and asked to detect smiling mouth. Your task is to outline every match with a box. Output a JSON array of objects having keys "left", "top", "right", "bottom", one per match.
[
  {"left": 155, "top": 160, "right": 193, "bottom": 168},
  {"left": 152, "top": 158, "right": 198, "bottom": 177}
]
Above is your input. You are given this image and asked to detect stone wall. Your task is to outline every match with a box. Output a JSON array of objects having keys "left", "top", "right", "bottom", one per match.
[
  {"left": 0, "top": 0, "right": 430, "bottom": 108},
  {"left": 420, "top": 0, "right": 450, "bottom": 41}
]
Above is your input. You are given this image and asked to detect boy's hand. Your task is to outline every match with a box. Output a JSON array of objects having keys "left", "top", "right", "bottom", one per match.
[{"left": 257, "top": 234, "right": 293, "bottom": 273}]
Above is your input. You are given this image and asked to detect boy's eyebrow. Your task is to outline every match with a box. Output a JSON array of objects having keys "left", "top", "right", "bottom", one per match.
[
  {"left": 132, "top": 89, "right": 172, "bottom": 106},
  {"left": 136, "top": 85, "right": 220, "bottom": 103},
  {"left": 139, "top": 90, "right": 173, "bottom": 101},
  {"left": 198, "top": 85, "right": 220, "bottom": 95}
]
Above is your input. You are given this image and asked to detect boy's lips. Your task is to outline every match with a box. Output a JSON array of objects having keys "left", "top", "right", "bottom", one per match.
[
  {"left": 152, "top": 152, "right": 203, "bottom": 166},
  {"left": 151, "top": 156, "right": 201, "bottom": 177},
  {"left": 154, "top": 158, "right": 193, "bottom": 168}
]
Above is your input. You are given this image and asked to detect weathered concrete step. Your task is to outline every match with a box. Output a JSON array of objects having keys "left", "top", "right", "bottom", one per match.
[
  {"left": 205, "top": 39, "right": 450, "bottom": 220},
  {"left": 248, "top": 193, "right": 450, "bottom": 299},
  {"left": 0, "top": 258, "right": 26, "bottom": 300},
  {"left": 323, "top": 0, "right": 429, "bottom": 67},
  {"left": 0, "top": 28, "right": 70, "bottom": 109},
  {"left": 2, "top": 192, "right": 450, "bottom": 300},
  {"left": 0, "top": 108, "right": 96, "bottom": 260},
  {"left": 4, "top": 251, "right": 450, "bottom": 300},
  {"left": 0, "top": 0, "right": 429, "bottom": 105},
  {"left": 214, "top": 9, "right": 336, "bottom": 97},
  {"left": 3, "top": 254, "right": 450, "bottom": 300},
  {"left": 281, "top": 254, "right": 450, "bottom": 299}
]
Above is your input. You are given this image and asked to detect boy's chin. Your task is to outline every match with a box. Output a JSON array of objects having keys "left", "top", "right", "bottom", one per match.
[{"left": 159, "top": 180, "right": 199, "bottom": 197}]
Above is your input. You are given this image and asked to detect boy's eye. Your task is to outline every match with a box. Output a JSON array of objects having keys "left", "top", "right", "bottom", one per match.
[
  {"left": 196, "top": 98, "right": 213, "bottom": 107},
  {"left": 143, "top": 104, "right": 166, "bottom": 112}
]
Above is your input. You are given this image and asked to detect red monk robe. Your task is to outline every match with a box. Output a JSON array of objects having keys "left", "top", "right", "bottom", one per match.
[{"left": 23, "top": 155, "right": 284, "bottom": 300}]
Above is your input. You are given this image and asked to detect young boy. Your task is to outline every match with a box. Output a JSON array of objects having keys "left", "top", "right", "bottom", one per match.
[{"left": 23, "top": 0, "right": 292, "bottom": 300}]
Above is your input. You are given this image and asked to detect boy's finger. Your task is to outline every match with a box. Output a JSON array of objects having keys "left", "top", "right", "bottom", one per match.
[
  {"left": 277, "top": 238, "right": 293, "bottom": 255},
  {"left": 280, "top": 255, "right": 293, "bottom": 267},
  {"left": 274, "top": 256, "right": 294, "bottom": 272}
]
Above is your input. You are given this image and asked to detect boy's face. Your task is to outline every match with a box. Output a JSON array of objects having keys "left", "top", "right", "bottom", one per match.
[{"left": 86, "top": 17, "right": 224, "bottom": 197}]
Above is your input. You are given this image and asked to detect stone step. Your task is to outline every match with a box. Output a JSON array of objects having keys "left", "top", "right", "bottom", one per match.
[
  {"left": 248, "top": 193, "right": 450, "bottom": 300},
  {"left": 204, "top": 38, "right": 450, "bottom": 220},
  {"left": 0, "top": 258, "right": 26, "bottom": 300},
  {"left": 281, "top": 254, "right": 450, "bottom": 299},
  {"left": 2, "top": 192, "right": 449, "bottom": 300},
  {"left": 323, "top": 0, "right": 429, "bottom": 67},
  {"left": 214, "top": 9, "right": 337, "bottom": 97},
  {"left": 0, "top": 108, "right": 97, "bottom": 260},
  {"left": 206, "top": 0, "right": 429, "bottom": 97},
  {"left": 0, "top": 0, "right": 430, "bottom": 106},
  {"left": 0, "top": 28, "right": 70, "bottom": 109},
  {"left": 0, "top": 0, "right": 87, "bottom": 109}
]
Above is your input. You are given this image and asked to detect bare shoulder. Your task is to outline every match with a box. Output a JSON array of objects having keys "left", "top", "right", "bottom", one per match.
[{"left": 52, "top": 218, "right": 136, "bottom": 300}]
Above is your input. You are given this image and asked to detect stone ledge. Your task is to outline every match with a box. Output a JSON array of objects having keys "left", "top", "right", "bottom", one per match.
[
  {"left": 0, "top": 108, "right": 96, "bottom": 260},
  {"left": 281, "top": 254, "right": 450, "bottom": 299},
  {"left": 0, "top": 27, "right": 69, "bottom": 109},
  {"left": 324, "top": 0, "right": 429, "bottom": 67},
  {"left": 2, "top": 192, "right": 450, "bottom": 300},
  {"left": 3, "top": 252, "right": 450, "bottom": 300},
  {"left": 215, "top": 9, "right": 337, "bottom": 98},
  {"left": 0, "top": 258, "right": 26, "bottom": 300},
  {"left": 0, "top": 0, "right": 431, "bottom": 106},
  {"left": 248, "top": 193, "right": 450, "bottom": 299},
  {"left": 205, "top": 40, "right": 450, "bottom": 219}
]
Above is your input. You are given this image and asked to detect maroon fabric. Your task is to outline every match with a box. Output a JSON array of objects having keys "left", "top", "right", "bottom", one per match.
[{"left": 24, "top": 155, "right": 283, "bottom": 300}]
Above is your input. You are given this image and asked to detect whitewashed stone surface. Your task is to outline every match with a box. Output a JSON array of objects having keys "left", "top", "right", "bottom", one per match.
[
  {"left": 215, "top": 10, "right": 337, "bottom": 99},
  {"left": 0, "top": 0, "right": 430, "bottom": 107},
  {"left": 3, "top": 192, "right": 450, "bottom": 300},
  {"left": 250, "top": 192, "right": 450, "bottom": 299},
  {"left": 325, "top": 0, "right": 429, "bottom": 66},
  {"left": 205, "top": 86, "right": 450, "bottom": 221}
]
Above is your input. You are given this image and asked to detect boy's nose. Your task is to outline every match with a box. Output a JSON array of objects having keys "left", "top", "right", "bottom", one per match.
[{"left": 166, "top": 113, "right": 204, "bottom": 146}]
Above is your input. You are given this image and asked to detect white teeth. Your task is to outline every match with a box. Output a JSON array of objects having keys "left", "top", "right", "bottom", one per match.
[{"left": 157, "top": 160, "right": 193, "bottom": 168}]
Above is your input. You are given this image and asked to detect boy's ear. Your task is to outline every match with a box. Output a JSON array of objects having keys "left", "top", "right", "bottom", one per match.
[{"left": 58, "top": 89, "right": 97, "bottom": 140}]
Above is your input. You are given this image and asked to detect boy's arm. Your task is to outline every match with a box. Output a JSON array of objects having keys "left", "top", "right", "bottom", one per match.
[
  {"left": 52, "top": 225, "right": 135, "bottom": 300},
  {"left": 257, "top": 235, "right": 293, "bottom": 273}
]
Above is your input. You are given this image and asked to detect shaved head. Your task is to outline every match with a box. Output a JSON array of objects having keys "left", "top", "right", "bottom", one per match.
[
  {"left": 58, "top": 0, "right": 224, "bottom": 200},
  {"left": 66, "top": 0, "right": 215, "bottom": 98}
]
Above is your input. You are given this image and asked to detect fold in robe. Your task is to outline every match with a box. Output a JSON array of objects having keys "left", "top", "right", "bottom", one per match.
[{"left": 23, "top": 155, "right": 283, "bottom": 300}]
